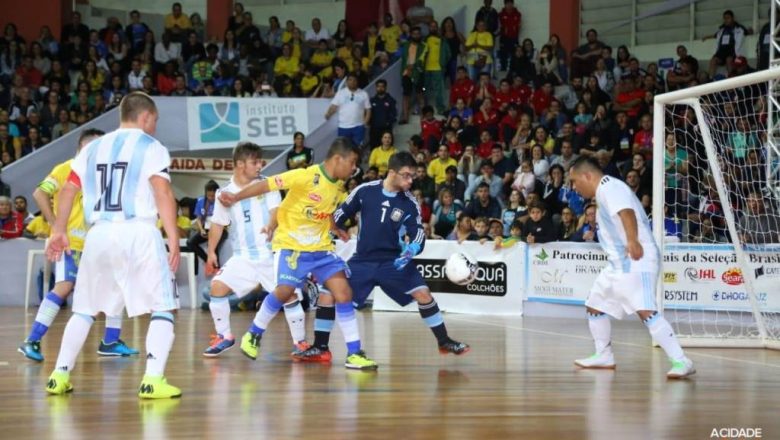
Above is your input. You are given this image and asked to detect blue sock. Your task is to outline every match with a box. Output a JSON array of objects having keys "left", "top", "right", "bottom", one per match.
[
  {"left": 103, "top": 315, "right": 122, "bottom": 344},
  {"left": 28, "top": 292, "right": 65, "bottom": 342},
  {"left": 250, "top": 293, "right": 285, "bottom": 335},
  {"left": 335, "top": 302, "right": 361, "bottom": 355}
]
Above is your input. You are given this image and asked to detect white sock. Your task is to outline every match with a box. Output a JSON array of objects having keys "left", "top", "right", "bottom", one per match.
[
  {"left": 284, "top": 300, "right": 306, "bottom": 344},
  {"left": 588, "top": 313, "right": 612, "bottom": 354},
  {"left": 645, "top": 313, "right": 686, "bottom": 362},
  {"left": 209, "top": 296, "right": 232, "bottom": 339},
  {"left": 54, "top": 313, "right": 95, "bottom": 373},
  {"left": 145, "top": 313, "right": 175, "bottom": 377}
]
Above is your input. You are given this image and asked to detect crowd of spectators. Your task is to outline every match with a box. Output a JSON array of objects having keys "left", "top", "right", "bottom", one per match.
[{"left": 1, "top": 1, "right": 779, "bottom": 247}]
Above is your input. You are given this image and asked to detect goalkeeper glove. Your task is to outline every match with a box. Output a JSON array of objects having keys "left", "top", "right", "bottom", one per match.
[{"left": 393, "top": 241, "right": 421, "bottom": 270}]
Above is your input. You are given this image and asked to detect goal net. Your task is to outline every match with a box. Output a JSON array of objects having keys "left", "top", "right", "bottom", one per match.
[{"left": 654, "top": 69, "right": 780, "bottom": 349}]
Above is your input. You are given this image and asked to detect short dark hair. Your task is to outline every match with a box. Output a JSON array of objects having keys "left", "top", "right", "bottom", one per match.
[
  {"left": 205, "top": 180, "right": 220, "bottom": 192},
  {"left": 376, "top": 79, "right": 387, "bottom": 87},
  {"left": 480, "top": 160, "right": 494, "bottom": 169},
  {"left": 233, "top": 142, "right": 262, "bottom": 162},
  {"left": 119, "top": 91, "right": 157, "bottom": 122},
  {"left": 388, "top": 151, "right": 417, "bottom": 172},
  {"left": 14, "top": 195, "right": 27, "bottom": 203},
  {"left": 326, "top": 136, "right": 361, "bottom": 160},
  {"left": 528, "top": 200, "right": 545, "bottom": 211},
  {"left": 422, "top": 105, "right": 434, "bottom": 115},
  {"left": 445, "top": 165, "right": 457, "bottom": 174},
  {"left": 476, "top": 181, "right": 490, "bottom": 190},
  {"left": 570, "top": 156, "right": 603, "bottom": 174},
  {"left": 78, "top": 128, "right": 104, "bottom": 146}
]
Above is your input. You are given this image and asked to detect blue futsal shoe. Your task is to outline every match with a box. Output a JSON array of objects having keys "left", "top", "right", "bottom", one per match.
[
  {"left": 18, "top": 340, "right": 44, "bottom": 362},
  {"left": 203, "top": 335, "right": 236, "bottom": 357},
  {"left": 97, "top": 339, "right": 140, "bottom": 356}
]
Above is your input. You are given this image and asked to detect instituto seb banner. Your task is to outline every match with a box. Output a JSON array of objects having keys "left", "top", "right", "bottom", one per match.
[
  {"left": 526, "top": 242, "right": 780, "bottom": 313},
  {"left": 186, "top": 97, "right": 310, "bottom": 150}
]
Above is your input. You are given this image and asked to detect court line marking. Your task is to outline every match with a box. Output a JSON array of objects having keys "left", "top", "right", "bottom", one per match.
[{"left": 448, "top": 316, "right": 780, "bottom": 370}]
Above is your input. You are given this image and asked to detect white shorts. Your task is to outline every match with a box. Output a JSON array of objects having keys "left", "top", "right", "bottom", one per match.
[
  {"left": 73, "top": 221, "right": 179, "bottom": 318},
  {"left": 585, "top": 268, "right": 658, "bottom": 319},
  {"left": 213, "top": 255, "right": 276, "bottom": 297}
]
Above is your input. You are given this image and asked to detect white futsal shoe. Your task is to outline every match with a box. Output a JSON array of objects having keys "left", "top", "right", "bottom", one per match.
[
  {"left": 666, "top": 357, "right": 696, "bottom": 379},
  {"left": 574, "top": 350, "right": 616, "bottom": 369}
]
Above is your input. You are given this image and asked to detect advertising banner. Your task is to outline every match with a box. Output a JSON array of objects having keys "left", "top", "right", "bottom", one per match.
[
  {"left": 186, "top": 97, "right": 310, "bottom": 150},
  {"left": 371, "top": 241, "right": 525, "bottom": 316},
  {"left": 526, "top": 242, "right": 608, "bottom": 305}
]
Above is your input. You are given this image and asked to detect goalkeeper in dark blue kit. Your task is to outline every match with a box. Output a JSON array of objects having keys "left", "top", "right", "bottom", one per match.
[{"left": 293, "top": 152, "right": 469, "bottom": 363}]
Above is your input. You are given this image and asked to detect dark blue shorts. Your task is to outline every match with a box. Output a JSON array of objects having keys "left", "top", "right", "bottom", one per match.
[
  {"left": 347, "top": 259, "right": 427, "bottom": 307},
  {"left": 275, "top": 250, "right": 349, "bottom": 289}
]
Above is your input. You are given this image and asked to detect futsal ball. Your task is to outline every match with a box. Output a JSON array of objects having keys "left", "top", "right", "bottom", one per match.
[{"left": 445, "top": 252, "right": 478, "bottom": 285}]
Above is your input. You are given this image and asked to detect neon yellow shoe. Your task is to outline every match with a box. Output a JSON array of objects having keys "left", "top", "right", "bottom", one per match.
[
  {"left": 240, "top": 331, "right": 261, "bottom": 360},
  {"left": 138, "top": 375, "right": 182, "bottom": 399},
  {"left": 45, "top": 370, "right": 73, "bottom": 395},
  {"left": 345, "top": 350, "right": 378, "bottom": 370}
]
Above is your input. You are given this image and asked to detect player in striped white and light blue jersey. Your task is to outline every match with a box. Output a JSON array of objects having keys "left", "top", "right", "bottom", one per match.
[
  {"left": 202, "top": 143, "right": 309, "bottom": 357},
  {"left": 45, "top": 92, "right": 183, "bottom": 399},
  {"left": 568, "top": 156, "right": 695, "bottom": 379},
  {"left": 293, "top": 152, "right": 469, "bottom": 363}
]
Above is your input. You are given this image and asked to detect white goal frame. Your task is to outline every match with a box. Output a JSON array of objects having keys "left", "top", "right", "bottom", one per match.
[{"left": 653, "top": 68, "right": 780, "bottom": 349}]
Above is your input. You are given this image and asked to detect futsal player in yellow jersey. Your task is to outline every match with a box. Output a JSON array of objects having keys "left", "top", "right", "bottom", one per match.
[
  {"left": 19, "top": 129, "right": 139, "bottom": 362},
  {"left": 219, "top": 137, "right": 377, "bottom": 369}
]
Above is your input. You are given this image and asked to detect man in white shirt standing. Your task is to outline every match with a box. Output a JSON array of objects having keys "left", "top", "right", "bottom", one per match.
[
  {"left": 567, "top": 156, "right": 695, "bottom": 379},
  {"left": 325, "top": 73, "right": 371, "bottom": 149}
]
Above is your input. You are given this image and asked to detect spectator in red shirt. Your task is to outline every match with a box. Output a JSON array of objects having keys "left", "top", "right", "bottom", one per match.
[
  {"left": 450, "top": 66, "right": 475, "bottom": 106},
  {"left": 420, "top": 105, "right": 444, "bottom": 153},
  {"left": 530, "top": 81, "right": 554, "bottom": 117},
  {"left": 511, "top": 75, "right": 532, "bottom": 107},
  {"left": 0, "top": 196, "right": 23, "bottom": 239},
  {"left": 498, "top": 0, "right": 522, "bottom": 71},
  {"left": 156, "top": 61, "right": 177, "bottom": 95},
  {"left": 632, "top": 113, "right": 653, "bottom": 160},
  {"left": 613, "top": 76, "right": 645, "bottom": 120},
  {"left": 443, "top": 128, "right": 464, "bottom": 159},
  {"left": 494, "top": 78, "right": 518, "bottom": 114},
  {"left": 476, "top": 129, "right": 496, "bottom": 159},
  {"left": 473, "top": 97, "right": 499, "bottom": 135},
  {"left": 16, "top": 56, "right": 43, "bottom": 89},
  {"left": 472, "top": 71, "right": 496, "bottom": 105}
]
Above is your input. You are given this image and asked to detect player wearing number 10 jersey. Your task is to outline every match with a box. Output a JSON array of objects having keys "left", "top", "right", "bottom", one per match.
[{"left": 45, "top": 92, "right": 183, "bottom": 399}]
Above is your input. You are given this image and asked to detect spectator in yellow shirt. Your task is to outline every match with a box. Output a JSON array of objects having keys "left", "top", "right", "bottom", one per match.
[
  {"left": 158, "top": 199, "right": 192, "bottom": 239},
  {"left": 274, "top": 43, "right": 300, "bottom": 79},
  {"left": 164, "top": 2, "right": 192, "bottom": 43},
  {"left": 427, "top": 144, "right": 458, "bottom": 184},
  {"left": 300, "top": 65, "right": 320, "bottom": 96},
  {"left": 24, "top": 214, "right": 50, "bottom": 239},
  {"left": 465, "top": 19, "right": 494, "bottom": 80},
  {"left": 282, "top": 20, "right": 295, "bottom": 44},
  {"left": 310, "top": 39, "right": 334, "bottom": 78},
  {"left": 380, "top": 13, "right": 402, "bottom": 55},
  {"left": 369, "top": 131, "right": 397, "bottom": 177}
]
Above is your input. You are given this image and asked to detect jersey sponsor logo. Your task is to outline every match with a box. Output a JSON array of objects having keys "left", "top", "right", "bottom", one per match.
[
  {"left": 199, "top": 102, "right": 240, "bottom": 143},
  {"left": 304, "top": 206, "right": 330, "bottom": 220},
  {"left": 390, "top": 208, "right": 403, "bottom": 222},
  {"left": 313, "top": 174, "right": 320, "bottom": 185},
  {"left": 308, "top": 193, "right": 322, "bottom": 202}
]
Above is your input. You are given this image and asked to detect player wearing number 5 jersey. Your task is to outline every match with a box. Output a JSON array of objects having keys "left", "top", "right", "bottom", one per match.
[
  {"left": 19, "top": 129, "right": 140, "bottom": 363},
  {"left": 294, "top": 152, "right": 469, "bottom": 363},
  {"left": 45, "top": 92, "right": 183, "bottom": 399},
  {"left": 567, "top": 157, "right": 695, "bottom": 379},
  {"left": 219, "top": 137, "right": 378, "bottom": 370},
  {"left": 202, "top": 142, "right": 309, "bottom": 357}
]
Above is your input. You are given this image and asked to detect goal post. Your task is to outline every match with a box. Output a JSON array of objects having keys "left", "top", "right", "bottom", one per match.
[{"left": 653, "top": 68, "right": 780, "bottom": 349}]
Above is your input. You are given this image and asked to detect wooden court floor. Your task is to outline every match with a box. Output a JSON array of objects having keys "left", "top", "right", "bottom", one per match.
[{"left": 0, "top": 307, "right": 778, "bottom": 439}]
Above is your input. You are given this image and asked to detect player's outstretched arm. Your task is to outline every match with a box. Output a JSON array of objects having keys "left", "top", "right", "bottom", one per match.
[
  {"left": 617, "top": 208, "right": 643, "bottom": 260},
  {"left": 151, "top": 175, "right": 180, "bottom": 273},
  {"left": 46, "top": 179, "right": 78, "bottom": 261},
  {"left": 219, "top": 179, "right": 270, "bottom": 206}
]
